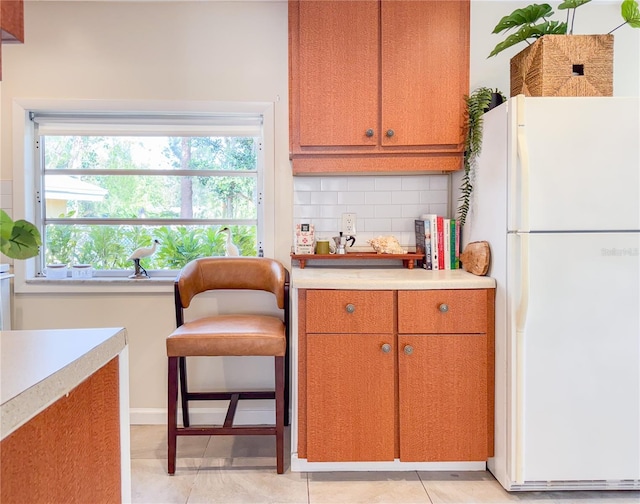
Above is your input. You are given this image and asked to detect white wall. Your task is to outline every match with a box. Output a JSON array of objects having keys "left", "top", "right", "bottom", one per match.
[{"left": 1, "top": 0, "right": 638, "bottom": 420}]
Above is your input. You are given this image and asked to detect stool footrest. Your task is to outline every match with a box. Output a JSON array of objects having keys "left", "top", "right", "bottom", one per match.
[
  {"left": 185, "top": 391, "right": 276, "bottom": 401},
  {"left": 176, "top": 426, "right": 277, "bottom": 436}
]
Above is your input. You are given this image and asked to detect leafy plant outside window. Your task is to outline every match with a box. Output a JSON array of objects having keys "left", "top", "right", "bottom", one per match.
[{"left": 37, "top": 128, "right": 263, "bottom": 275}]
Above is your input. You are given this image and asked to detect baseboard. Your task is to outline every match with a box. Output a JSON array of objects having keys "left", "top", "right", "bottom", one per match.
[{"left": 130, "top": 407, "right": 276, "bottom": 426}]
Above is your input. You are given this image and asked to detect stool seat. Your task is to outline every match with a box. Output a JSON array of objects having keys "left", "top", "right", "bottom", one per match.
[{"left": 167, "top": 314, "right": 285, "bottom": 357}]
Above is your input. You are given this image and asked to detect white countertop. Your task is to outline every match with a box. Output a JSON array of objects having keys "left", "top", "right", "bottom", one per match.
[
  {"left": 291, "top": 266, "right": 496, "bottom": 290},
  {"left": 0, "top": 327, "right": 127, "bottom": 439}
]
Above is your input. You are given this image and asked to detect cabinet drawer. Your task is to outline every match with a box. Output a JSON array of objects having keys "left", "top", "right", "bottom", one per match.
[
  {"left": 305, "top": 290, "right": 394, "bottom": 334},
  {"left": 398, "top": 289, "right": 487, "bottom": 334}
]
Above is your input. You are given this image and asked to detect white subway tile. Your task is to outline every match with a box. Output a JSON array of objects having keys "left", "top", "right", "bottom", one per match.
[
  {"left": 375, "top": 177, "right": 402, "bottom": 191},
  {"left": 347, "top": 205, "right": 375, "bottom": 218},
  {"left": 427, "top": 190, "right": 448, "bottom": 204},
  {"left": 293, "top": 191, "right": 311, "bottom": 205},
  {"left": 356, "top": 232, "right": 375, "bottom": 247},
  {"left": 375, "top": 205, "right": 403, "bottom": 218},
  {"left": 310, "top": 191, "right": 338, "bottom": 205},
  {"left": 419, "top": 191, "right": 436, "bottom": 204},
  {"left": 338, "top": 191, "right": 365, "bottom": 205},
  {"left": 347, "top": 177, "right": 375, "bottom": 191},
  {"left": 320, "top": 205, "right": 348, "bottom": 218},
  {"left": 402, "top": 204, "right": 427, "bottom": 218},
  {"left": 364, "top": 218, "right": 392, "bottom": 232},
  {"left": 429, "top": 175, "right": 449, "bottom": 190},
  {"left": 0, "top": 195, "right": 13, "bottom": 210},
  {"left": 293, "top": 178, "right": 322, "bottom": 192},
  {"left": 430, "top": 203, "right": 448, "bottom": 216},
  {"left": 392, "top": 191, "right": 419, "bottom": 205},
  {"left": 399, "top": 231, "right": 414, "bottom": 248},
  {"left": 365, "top": 191, "right": 392, "bottom": 205},
  {"left": 392, "top": 218, "right": 413, "bottom": 232},
  {"left": 321, "top": 178, "right": 349, "bottom": 191},
  {"left": 293, "top": 204, "right": 317, "bottom": 219},
  {"left": 401, "top": 176, "right": 430, "bottom": 190},
  {"left": 313, "top": 219, "right": 339, "bottom": 234},
  {"left": 0, "top": 180, "right": 13, "bottom": 195}
]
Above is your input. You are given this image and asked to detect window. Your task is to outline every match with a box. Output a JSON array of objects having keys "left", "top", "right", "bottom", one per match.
[{"left": 31, "top": 112, "right": 265, "bottom": 278}]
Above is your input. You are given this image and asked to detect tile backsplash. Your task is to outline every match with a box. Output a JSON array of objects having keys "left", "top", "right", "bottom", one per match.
[
  {"left": 0, "top": 180, "right": 13, "bottom": 218},
  {"left": 293, "top": 174, "right": 452, "bottom": 250}
]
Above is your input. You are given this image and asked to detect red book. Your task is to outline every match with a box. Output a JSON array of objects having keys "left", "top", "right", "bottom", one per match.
[{"left": 437, "top": 216, "right": 445, "bottom": 270}]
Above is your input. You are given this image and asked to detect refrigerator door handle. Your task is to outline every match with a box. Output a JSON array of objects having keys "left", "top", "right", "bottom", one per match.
[
  {"left": 514, "top": 231, "right": 529, "bottom": 483},
  {"left": 516, "top": 95, "right": 530, "bottom": 233}
]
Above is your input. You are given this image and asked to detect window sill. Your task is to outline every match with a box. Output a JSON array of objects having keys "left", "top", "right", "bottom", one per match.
[{"left": 20, "top": 276, "right": 175, "bottom": 294}]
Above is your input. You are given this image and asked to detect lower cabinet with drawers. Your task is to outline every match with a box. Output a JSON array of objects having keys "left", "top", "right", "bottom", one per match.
[{"left": 296, "top": 288, "right": 495, "bottom": 464}]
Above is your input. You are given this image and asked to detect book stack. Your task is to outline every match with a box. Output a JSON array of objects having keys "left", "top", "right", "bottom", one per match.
[{"left": 414, "top": 216, "right": 461, "bottom": 270}]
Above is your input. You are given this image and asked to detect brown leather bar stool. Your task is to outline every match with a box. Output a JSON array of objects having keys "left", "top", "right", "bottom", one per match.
[{"left": 166, "top": 257, "right": 289, "bottom": 474}]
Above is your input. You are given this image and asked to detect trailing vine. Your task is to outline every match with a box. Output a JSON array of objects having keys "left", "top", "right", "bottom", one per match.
[{"left": 457, "top": 87, "right": 504, "bottom": 226}]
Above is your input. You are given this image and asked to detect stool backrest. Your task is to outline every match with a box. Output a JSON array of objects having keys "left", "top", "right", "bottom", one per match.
[{"left": 175, "top": 257, "right": 288, "bottom": 311}]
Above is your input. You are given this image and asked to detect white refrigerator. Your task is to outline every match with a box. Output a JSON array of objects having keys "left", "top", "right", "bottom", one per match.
[{"left": 462, "top": 95, "right": 640, "bottom": 491}]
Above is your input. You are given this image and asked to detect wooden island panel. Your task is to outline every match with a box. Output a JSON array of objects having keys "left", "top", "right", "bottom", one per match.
[{"left": 0, "top": 357, "right": 121, "bottom": 504}]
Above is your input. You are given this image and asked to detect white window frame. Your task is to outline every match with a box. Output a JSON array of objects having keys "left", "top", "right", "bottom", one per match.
[{"left": 12, "top": 99, "right": 276, "bottom": 294}]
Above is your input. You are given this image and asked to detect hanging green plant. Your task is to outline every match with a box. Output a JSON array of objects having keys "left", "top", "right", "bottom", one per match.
[
  {"left": 457, "top": 87, "right": 506, "bottom": 226},
  {"left": 0, "top": 209, "right": 42, "bottom": 260}
]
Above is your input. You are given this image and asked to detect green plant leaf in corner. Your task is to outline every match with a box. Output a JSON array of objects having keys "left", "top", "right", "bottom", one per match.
[
  {"left": 622, "top": 0, "right": 640, "bottom": 28},
  {"left": 488, "top": 22, "right": 566, "bottom": 57},
  {"left": 557, "top": 0, "right": 592, "bottom": 10},
  {"left": 0, "top": 209, "right": 42, "bottom": 260},
  {"left": 492, "top": 4, "right": 555, "bottom": 34},
  {"left": 489, "top": 21, "right": 567, "bottom": 56}
]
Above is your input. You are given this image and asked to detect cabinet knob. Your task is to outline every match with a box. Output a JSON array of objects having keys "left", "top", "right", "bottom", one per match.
[
  {"left": 381, "top": 343, "right": 392, "bottom": 354},
  {"left": 439, "top": 303, "right": 449, "bottom": 313},
  {"left": 345, "top": 303, "right": 356, "bottom": 314},
  {"left": 365, "top": 128, "right": 374, "bottom": 137},
  {"left": 386, "top": 129, "right": 394, "bottom": 137},
  {"left": 404, "top": 345, "right": 414, "bottom": 355}
]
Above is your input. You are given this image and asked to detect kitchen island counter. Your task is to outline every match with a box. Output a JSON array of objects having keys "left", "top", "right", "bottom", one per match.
[{"left": 0, "top": 327, "right": 131, "bottom": 503}]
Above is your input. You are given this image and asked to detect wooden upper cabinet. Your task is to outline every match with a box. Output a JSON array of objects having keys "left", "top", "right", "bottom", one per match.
[
  {"left": 1, "top": 0, "right": 25, "bottom": 81},
  {"left": 295, "top": 0, "right": 379, "bottom": 148},
  {"left": 381, "top": 1, "right": 469, "bottom": 149},
  {"left": 1, "top": 0, "right": 24, "bottom": 42},
  {"left": 289, "top": 0, "right": 470, "bottom": 174}
]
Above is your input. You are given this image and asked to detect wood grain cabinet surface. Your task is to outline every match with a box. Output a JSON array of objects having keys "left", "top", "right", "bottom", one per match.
[
  {"left": 289, "top": 0, "right": 470, "bottom": 174},
  {"left": 297, "top": 288, "right": 494, "bottom": 463}
]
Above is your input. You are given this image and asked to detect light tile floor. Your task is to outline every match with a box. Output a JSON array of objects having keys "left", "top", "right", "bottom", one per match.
[{"left": 131, "top": 425, "right": 640, "bottom": 504}]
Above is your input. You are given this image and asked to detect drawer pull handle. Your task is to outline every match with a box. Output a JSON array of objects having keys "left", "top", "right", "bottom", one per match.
[
  {"left": 438, "top": 303, "right": 449, "bottom": 313},
  {"left": 365, "top": 128, "right": 374, "bottom": 137},
  {"left": 404, "top": 345, "right": 414, "bottom": 355},
  {"left": 381, "top": 343, "right": 391, "bottom": 354},
  {"left": 345, "top": 303, "right": 356, "bottom": 314}
]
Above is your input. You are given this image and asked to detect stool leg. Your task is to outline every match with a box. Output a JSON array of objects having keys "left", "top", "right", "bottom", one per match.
[
  {"left": 168, "top": 356, "right": 179, "bottom": 475},
  {"left": 284, "top": 344, "right": 290, "bottom": 427},
  {"left": 275, "top": 355, "right": 285, "bottom": 474},
  {"left": 179, "top": 357, "right": 190, "bottom": 428}
]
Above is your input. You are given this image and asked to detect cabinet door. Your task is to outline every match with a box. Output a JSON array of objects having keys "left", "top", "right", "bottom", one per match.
[
  {"left": 293, "top": 0, "right": 379, "bottom": 147},
  {"left": 398, "top": 334, "right": 488, "bottom": 461},
  {"left": 306, "top": 333, "right": 395, "bottom": 462},
  {"left": 381, "top": 0, "right": 469, "bottom": 148}
]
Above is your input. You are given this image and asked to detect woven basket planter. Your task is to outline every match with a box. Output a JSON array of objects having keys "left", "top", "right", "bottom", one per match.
[{"left": 510, "top": 35, "right": 613, "bottom": 97}]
